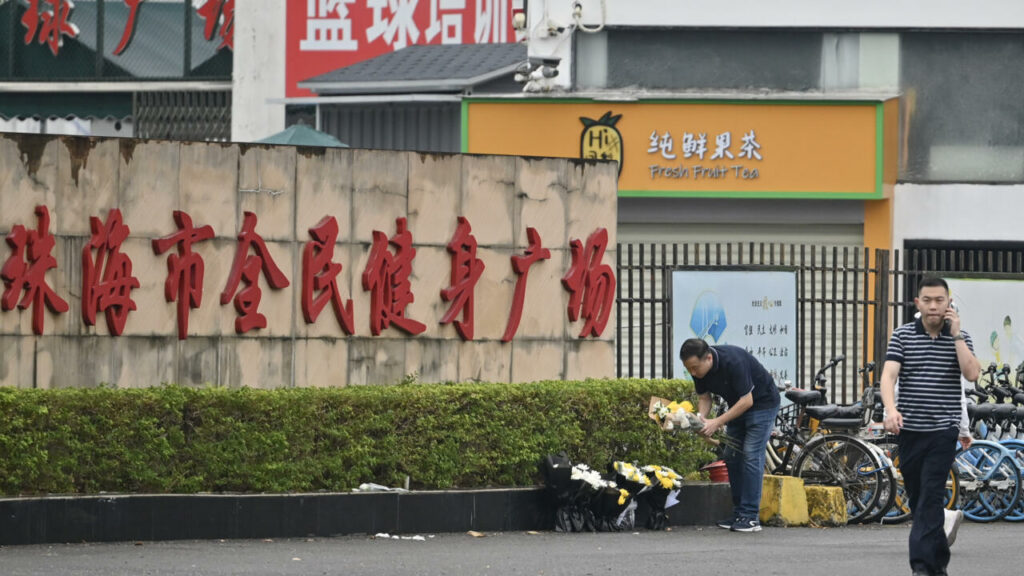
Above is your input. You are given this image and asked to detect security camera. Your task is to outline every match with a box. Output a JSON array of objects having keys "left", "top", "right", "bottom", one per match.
[
  {"left": 512, "top": 10, "right": 526, "bottom": 31},
  {"left": 514, "top": 60, "right": 534, "bottom": 83},
  {"left": 529, "top": 65, "right": 558, "bottom": 81},
  {"left": 515, "top": 57, "right": 561, "bottom": 85}
]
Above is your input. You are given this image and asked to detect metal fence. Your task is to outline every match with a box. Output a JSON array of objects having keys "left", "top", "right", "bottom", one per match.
[
  {"left": 615, "top": 242, "right": 1024, "bottom": 404},
  {"left": 133, "top": 91, "right": 231, "bottom": 142}
]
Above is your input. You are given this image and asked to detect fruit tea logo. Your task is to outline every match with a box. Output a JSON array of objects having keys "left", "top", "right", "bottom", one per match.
[{"left": 579, "top": 111, "right": 623, "bottom": 174}]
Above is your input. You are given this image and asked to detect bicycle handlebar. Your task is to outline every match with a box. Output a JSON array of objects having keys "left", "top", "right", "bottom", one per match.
[
  {"left": 857, "top": 361, "right": 876, "bottom": 375},
  {"left": 990, "top": 385, "right": 1014, "bottom": 400}
]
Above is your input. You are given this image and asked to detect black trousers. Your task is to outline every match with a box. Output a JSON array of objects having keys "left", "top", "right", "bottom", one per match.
[{"left": 898, "top": 428, "right": 958, "bottom": 575}]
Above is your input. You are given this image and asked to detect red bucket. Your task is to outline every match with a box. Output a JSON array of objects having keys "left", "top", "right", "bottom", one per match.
[{"left": 701, "top": 460, "right": 729, "bottom": 483}]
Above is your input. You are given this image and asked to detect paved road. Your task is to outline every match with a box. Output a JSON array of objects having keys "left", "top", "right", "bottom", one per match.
[{"left": 0, "top": 522, "right": 1019, "bottom": 576}]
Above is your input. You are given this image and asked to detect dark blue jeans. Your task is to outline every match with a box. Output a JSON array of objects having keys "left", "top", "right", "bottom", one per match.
[
  {"left": 898, "top": 428, "right": 958, "bottom": 575},
  {"left": 723, "top": 405, "right": 779, "bottom": 519}
]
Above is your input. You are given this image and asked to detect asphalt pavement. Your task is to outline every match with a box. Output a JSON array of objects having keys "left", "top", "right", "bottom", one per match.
[{"left": 0, "top": 521, "right": 1020, "bottom": 576}]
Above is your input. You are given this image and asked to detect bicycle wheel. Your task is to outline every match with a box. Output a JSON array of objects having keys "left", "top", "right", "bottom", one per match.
[
  {"left": 859, "top": 442, "right": 896, "bottom": 524},
  {"left": 954, "top": 441, "right": 1021, "bottom": 523},
  {"left": 793, "top": 435, "right": 885, "bottom": 524},
  {"left": 998, "top": 439, "right": 1024, "bottom": 522}
]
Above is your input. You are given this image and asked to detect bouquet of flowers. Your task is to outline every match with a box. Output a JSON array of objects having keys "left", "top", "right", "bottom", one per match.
[
  {"left": 647, "top": 396, "right": 740, "bottom": 451},
  {"left": 542, "top": 454, "right": 636, "bottom": 532},
  {"left": 643, "top": 464, "right": 683, "bottom": 492},
  {"left": 610, "top": 461, "right": 648, "bottom": 491},
  {"left": 542, "top": 452, "right": 587, "bottom": 532},
  {"left": 573, "top": 463, "right": 637, "bottom": 532},
  {"left": 640, "top": 464, "right": 684, "bottom": 530}
]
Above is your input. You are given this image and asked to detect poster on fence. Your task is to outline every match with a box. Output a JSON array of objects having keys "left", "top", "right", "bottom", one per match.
[
  {"left": 671, "top": 268, "right": 798, "bottom": 386},
  {"left": 945, "top": 277, "right": 1024, "bottom": 371}
]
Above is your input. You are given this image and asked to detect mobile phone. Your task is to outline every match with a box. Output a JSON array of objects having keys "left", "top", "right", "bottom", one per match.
[{"left": 944, "top": 300, "right": 957, "bottom": 328}]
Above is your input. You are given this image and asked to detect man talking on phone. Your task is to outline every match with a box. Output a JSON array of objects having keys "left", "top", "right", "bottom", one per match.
[{"left": 880, "top": 276, "right": 980, "bottom": 576}]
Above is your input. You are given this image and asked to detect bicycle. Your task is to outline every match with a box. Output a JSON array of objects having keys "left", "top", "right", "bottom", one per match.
[
  {"left": 963, "top": 362, "right": 1024, "bottom": 522},
  {"left": 766, "top": 355, "right": 894, "bottom": 524}
]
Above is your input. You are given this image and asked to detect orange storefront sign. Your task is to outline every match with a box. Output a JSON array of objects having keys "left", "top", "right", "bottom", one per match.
[{"left": 462, "top": 98, "right": 898, "bottom": 199}]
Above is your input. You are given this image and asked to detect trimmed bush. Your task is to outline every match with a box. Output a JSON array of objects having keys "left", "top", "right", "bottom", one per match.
[{"left": 0, "top": 379, "right": 713, "bottom": 496}]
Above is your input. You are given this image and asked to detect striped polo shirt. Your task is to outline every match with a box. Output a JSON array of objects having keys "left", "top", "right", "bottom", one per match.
[{"left": 885, "top": 318, "right": 973, "bottom": 432}]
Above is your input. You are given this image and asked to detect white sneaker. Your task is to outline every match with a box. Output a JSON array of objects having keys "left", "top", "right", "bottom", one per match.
[{"left": 943, "top": 509, "right": 964, "bottom": 547}]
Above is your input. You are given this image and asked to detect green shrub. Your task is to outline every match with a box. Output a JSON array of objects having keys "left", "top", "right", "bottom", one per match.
[{"left": 0, "top": 379, "right": 714, "bottom": 496}]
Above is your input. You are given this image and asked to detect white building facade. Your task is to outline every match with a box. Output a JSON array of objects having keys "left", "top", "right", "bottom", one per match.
[{"left": 512, "top": 0, "right": 1024, "bottom": 254}]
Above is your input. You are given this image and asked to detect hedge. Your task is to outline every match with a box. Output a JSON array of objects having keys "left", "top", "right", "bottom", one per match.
[{"left": 0, "top": 379, "right": 714, "bottom": 496}]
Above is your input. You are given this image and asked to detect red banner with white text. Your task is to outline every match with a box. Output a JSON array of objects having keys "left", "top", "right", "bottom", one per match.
[{"left": 286, "top": 0, "right": 519, "bottom": 98}]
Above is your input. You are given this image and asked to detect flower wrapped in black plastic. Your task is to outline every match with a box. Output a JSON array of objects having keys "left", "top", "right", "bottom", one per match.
[
  {"left": 588, "top": 483, "right": 635, "bottom": 532},
  {"left": 568, "top": 462, "right": 607, "bottom": 532},
  {"left": 541, "top": 453, "right": 588, "bottom": 532},
  {"left": 640, "top": 464, "right": 683, "bottom": 530}
]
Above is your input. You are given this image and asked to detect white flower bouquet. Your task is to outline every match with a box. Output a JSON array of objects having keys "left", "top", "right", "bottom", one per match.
[
  {"left": 572, "top": 463, "right": 636, "bottom": 531},
  {"left": 647, "top": 396, "right": 740, "bottom": 451},
  {"left": 570, "top": 463, "right": 607, "bottom": 494}
]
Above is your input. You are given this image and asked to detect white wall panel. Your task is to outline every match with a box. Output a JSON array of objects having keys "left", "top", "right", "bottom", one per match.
[
  {"left": 893, "top": 183, "right": 1024, "bottom": 248},
  {"left": 535, "top": 0, "right": 1024, "bottom": 30}
]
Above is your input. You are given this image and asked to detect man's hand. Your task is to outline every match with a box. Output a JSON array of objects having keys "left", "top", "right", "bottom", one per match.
[
  {"left": 883, "top": 409, "right": 903, "bottom": 434},
  {"left": 959, "top": 435, "right": 972, "bottom": 450},
  {"left": 699, "top": 414, "right": 722, "bottom": 437}
]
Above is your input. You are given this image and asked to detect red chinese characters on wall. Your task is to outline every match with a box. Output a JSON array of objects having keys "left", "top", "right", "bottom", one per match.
[
  {"left": 502, "top": 227, "right": 551, "bottom": 342},
  {"left": 2, "top": 207, "right": 617, "bottom": 340},
  {"left": 196, "top": 0, "right": 235, "bottom": 50},
  {"left": 21, "top": 0, "right": 80, "bottom": 57},
  {"left": 151, "top": 211, "right": 215, "bottom": 340},
  {"left": 561, "top": 228, "right": 616, "bottom": 338},
  {"left": 82, "top": 209, "right": 140, "bottom": 336},
  {"left": 113, "top": 0, "right": 145, "bottom": 55},
  {"left": 220, "top": 212, "right": 290, "bottom": 334},
  {"left": 21, "top": 0, "right": 234, "bottom": 59},
  {"left": 440, "top": 216, "right": 485, "bottom": 340},
  {"left": 301, "top": 215, "right": 354, "bottom": 334},
  {"left": 1, "top": 206, "right": 69, "bottom": 335},
  {"left": 362, "top": 217, "right": 426, "bottom": 336}
]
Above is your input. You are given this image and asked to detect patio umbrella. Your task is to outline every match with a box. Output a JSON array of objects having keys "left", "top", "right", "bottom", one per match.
[{"left": 256, "top": 124, "right": 348, "bottom": 148}]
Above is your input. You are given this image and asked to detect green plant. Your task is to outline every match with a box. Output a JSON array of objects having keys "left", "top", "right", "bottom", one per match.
[{"left": 0, "top": 379, "right": 714, "bottom": 496}]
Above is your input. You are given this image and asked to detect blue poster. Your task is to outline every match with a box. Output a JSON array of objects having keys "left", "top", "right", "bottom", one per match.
[{"left": 671, "top": 269, "right": 798, "bottom": 385}]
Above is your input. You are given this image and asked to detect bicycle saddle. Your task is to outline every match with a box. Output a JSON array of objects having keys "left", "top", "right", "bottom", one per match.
[
  {"left": 804, "top": 404, "right": 862, "bottom": 421},
  {"left": 993, "top": 404, "right": 1017, "bottom": 418},
  {"left": 785, "top": 389, "right": 823, "bottom": 405},
  {"left": 968, "top": 403, "right": 995, "bottom": 419},
  {"left": 817, "top": 417, "right": 864, "bottom": 431}
]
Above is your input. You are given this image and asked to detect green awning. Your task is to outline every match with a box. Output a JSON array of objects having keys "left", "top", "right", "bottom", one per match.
[
  {"left": 0, "top": 92, "right": 132, "bottom": 119},
  {"left": 256, "top": 124, "right": 349, "bottom": 148}
]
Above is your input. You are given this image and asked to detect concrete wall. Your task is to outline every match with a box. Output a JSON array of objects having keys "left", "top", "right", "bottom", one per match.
[
  {"left": 893, "top": 183, "right": 1024, "bottom": 249},
  {"left": 232, "top": 0, "right": 287, "bottom": 142},
  {"left": 539, "top": 0, "right": 1024, "bottom": 29},
  {"left": 0, "top": 134, "right": 618, "bottom": 389},
  {"left": 527, "top": 0, "right": 1024, "bottom": 90}
]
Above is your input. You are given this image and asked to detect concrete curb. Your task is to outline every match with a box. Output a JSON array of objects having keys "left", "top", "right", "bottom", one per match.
[{"left": 0, "top": 483, "right": 733, "bottom": 545}]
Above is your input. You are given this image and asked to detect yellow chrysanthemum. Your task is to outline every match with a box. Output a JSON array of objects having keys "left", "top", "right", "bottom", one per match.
[
  {"left": 614, "top": 461, "right": 652, "bottom": 485},
  {"left": 618, "top": 489, "right": 629, "bottom": 506}
]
